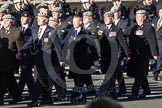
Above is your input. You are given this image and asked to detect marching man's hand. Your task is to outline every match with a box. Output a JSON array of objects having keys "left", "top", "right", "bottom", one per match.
[
  {"left": 60, "top": 62, "right": 65, "bottom": 67},
  {"left": 153, "top": 56, "right": 158, "bottom": 60},
  {"left": 113, "top": 0, "right": 122, "bottom": 6},
  {"left": 98, "top": 30, "right": 103, "bottom": 36},
  {"left": 124, "top": 56, "right": 131, "bottom": 62},
  {"left": 16, "top": 52, "right": 22, "bottom": 60}
]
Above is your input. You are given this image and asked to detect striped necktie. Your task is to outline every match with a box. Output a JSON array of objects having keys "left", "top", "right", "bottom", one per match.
[{"left": 38, "top": 27, "right": 43, "bottom": 38}]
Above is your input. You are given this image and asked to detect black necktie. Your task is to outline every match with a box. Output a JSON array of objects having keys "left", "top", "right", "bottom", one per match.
[
  {"left": 106, "top": 25, "right": 109, "bottom": 30},
  {"left": 22, "top": 27, "right": 25, "bottom": 33},
  {"left": 74, "top": 30, "right": 77, "bottom": 38}
]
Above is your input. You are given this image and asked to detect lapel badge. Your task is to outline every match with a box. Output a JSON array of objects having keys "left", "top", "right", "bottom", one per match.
[
  {"left": 109, "top": 31, "right": 117, "bottom": 37},
  {"left": 48, "top": 32, "right": 51, "bottom": 37},
  {"left": 45, "top": 29, "right": 49, "bottom": 33}
]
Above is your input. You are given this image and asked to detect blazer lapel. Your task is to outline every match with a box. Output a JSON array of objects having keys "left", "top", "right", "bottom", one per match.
[
  {"left": 32, "top": 28, "right": 39, "bottom": 41},
  {"left": 117, "top": 19, "right": 121, "bottom": 27},
  {"left": 78, "top": 27, "right": 85, "bottom": 35}
]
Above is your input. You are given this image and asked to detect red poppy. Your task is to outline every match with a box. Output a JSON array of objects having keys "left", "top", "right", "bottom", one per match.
[{"left": 45, "top": 29, "right": 49, "bottom": 33}]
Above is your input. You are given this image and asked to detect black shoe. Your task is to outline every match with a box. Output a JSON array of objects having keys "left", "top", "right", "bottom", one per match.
[
  {"left": 9, "top": 97, "right": 22, "bottom": 104},
  {"left": 139, "top": 94, "right": 146, "bottom": 98},
  {"left": 0, "top": 101, "right": 4, "bottom": 105},
  {"left": 24, "top": 96, "right": 31, "bottom": 100},
  {"left": 53, "top": 96, "right": 66, "bottom": 101},
  {"left": 70, "top": 98, "right": 87, "bottom": 104},
  {"left": 128, "top": 95, "right": 138, "bottom": 100},
  {"left": 139, "top": 91, "right": 151, "bottom": 98},
  {"left": 86, "top": 90, "right": 96, "bottom": 96},
  {"left": 144, "top": 91, "right": 151, "bottom": 95},
  {"left": 153, "top": 73, "right": 159, "bottom": 81},
  {"left": 40, "top": 100, "right": 53, "bottom": 105},
  {"left": 118, "top": 90, "right": 127, "bottom": 96},
  {"left": 153, "top": 76, "right": 158, "bottom": 81},
  {"left": 27, "top": 101, "right": 39, "bottom": 107},
  {"left": 53, "top": 97, "right": 62, "bottom": 101},
  {"left": 70, "top": 95, "right": 87, "bottom": 104},
  {"left": 8, "top": 100, "right": 17, "bottom": 105}
]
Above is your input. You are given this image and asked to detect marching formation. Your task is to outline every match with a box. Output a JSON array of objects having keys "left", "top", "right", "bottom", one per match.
[{"left": 0, "top": 0, "right": 161, "bottom": 107}]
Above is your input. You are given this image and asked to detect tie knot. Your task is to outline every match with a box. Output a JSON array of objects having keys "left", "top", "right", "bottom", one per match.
[
  {"left": 74, "top": 30, "right": 77, "bottom": 35},
  {"left": 38, "top": 27, "right": 43, "bottom": 38},
  {"left": 106, "top": 25, "right": 109, "bottom": 30},
  {"left": 22, "top": 27, "right": 25, "bottom": 32}
]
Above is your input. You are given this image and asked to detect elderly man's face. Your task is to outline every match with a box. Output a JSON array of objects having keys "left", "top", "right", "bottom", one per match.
[
  {"left": 104, "top": 16, "right": 113, "bottom": 25},
  {"left": 48, "top": 21, "right": 58, "bottom": 28},
  {"left": 3, "top": 19, "right": 12, "bottom": 28},
  {"left": 37, "top": 17, "right": 48, "bottom": 26},
  {"left": 136, "top": 14, "right": 146, "bottom": 24},
  {"left": 83, "top": 16, "right": 92, "bottom": 25}
]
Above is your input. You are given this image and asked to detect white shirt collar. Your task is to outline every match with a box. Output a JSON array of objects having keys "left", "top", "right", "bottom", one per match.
[
  {"left": 0, "top": 21, "right": 3, "bottom": 29},
  {"left": 75, "top": 27, "right": 81, "bottom": 35},
  {"left": 39, "top": 24, "right": 47, "bottom": 29},
  {"left": 38, "top": 24, "right": 47, "bottom": 39},
  {"left": 158, "top": 18, "right": 162, "bottom": 26},
  {"left": 138, "top": 23, "right": 143, "bottom": 26},
  {"left": 106, "top": 24, "right": 112, "bottom": 29},
  {"left": 84, "top": 23, "right": 91, "bottom": 29},
  {"left": 5, "top": 27, "right": 10, "bottom": 30},
  {"left": 22, "top": 24, "right": 29, "bottom": 29},
  {"left": 114, "top": 19, "right": 120, "bottom": 25}
]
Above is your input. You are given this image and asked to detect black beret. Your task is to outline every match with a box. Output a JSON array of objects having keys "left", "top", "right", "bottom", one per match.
[{"left": 21, "top": 11, "right": 31, "bottom": 17}]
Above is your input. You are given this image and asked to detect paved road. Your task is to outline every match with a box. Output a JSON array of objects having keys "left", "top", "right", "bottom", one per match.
[{"left": 1, "top": 72, "right": 162, "bottom": 108}]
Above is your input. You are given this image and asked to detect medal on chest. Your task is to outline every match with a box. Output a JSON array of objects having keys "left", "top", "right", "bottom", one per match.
[
  {"left": 135, "top": 30, "right": 144, "bottom": 36},
  {"left": 109, "top": 31, "right": 117, "bottom": 37},
  {"left": 44, "top": 38, "right": 49, "bottom": 43}
]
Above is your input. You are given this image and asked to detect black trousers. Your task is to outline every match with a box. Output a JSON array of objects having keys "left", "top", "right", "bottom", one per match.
[
  {"left": 154, "top": 48, "right": 162, "bottom": 76},
  {"left": 132, "top": 76, "right": 150, "bottom": 96},
  {"left": 71, "top": 75, "right": 90, "bottom": 100},
  {"left": 84, "top": 75, "right": 96, "bottom": 93},
  {"left": 18, "top": 66, "right": 34, "bottom": 97},
  {"left": 31, "top": 66, "right": 52, "bottom": 102},
  {"left": 48, "top": 66, "right": 66, "bottom": 97},
  {"left": 114, "top": 59, "right": 126, "bottom": 92},
  {"left": 0, "top": 72, "right": 19, "bottom": 101},
  {"left": 98, "top": 73, "right": 117, "bottom": 98}
]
